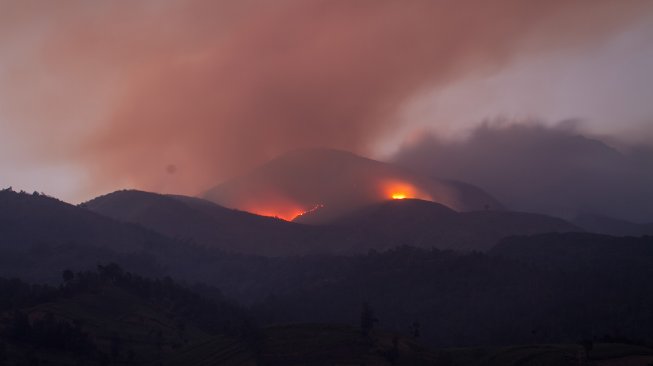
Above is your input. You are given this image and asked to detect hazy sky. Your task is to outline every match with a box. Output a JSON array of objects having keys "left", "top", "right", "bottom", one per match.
[{"left": 1, "top": 0, "right": 652, "bottom": 203}]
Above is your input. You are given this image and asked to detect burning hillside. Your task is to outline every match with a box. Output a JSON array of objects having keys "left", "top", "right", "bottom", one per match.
[{"left": 204, "top": 148, "right": 502, "bottom": 223}]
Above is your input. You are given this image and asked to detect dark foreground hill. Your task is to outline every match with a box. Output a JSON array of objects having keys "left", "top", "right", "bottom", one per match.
[
  {"left": 251, "top": 235, "right": 653, "bottom": 347},
  {"left": 0, "top": 266, "right": 444, "bottom": 366},
  {"left": 0, "top": 265, "right": 258, "bottom": 365},
  {"left": 2, "top": 266, "right": 652, "bottom": 366}
]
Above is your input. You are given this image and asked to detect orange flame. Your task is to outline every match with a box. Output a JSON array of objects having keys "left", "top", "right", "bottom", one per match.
[
  {"left": 381, "top": 180, "right": 430, "bottom": 201},
  {"left": 246, "top": 203, "right": 324, "bottom": 221},
  {"left": 292, "top": 204, "right": 324, "bottom": 220}
]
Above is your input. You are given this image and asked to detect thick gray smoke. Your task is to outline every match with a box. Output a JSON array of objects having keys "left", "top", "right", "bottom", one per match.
[{"left": 392, "top": 122, "right": 653, "bottom": 222}]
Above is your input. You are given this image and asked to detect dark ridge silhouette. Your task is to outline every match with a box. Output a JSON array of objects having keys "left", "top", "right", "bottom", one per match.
[
  {"left": 2, "top": 189, "right": 653, "bottom": 352},
  {"left": 490, "top": 232, "right": 653, "bottom": 270},
  {"left": 0, "top": 188, "right": 174, "bottom": 253},
  {"left": 573, "top": 213, "right": 653, "bottom": 237},
  {"left": 81, "top": 189, "right": 329, "bottom": 256},
  {"left": 302, "top": 198, "right": 581, "bottom": 251},
  {"left": 83, "top": 190, "right": 577, "bottom": 254},
  {"left": 205, "top": 148, "right": 504, "bottom": 224}
]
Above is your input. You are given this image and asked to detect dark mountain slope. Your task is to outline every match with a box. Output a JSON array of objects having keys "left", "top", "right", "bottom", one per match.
[
  {"left": 573, "top": 213, "right": 653, "bottom": 237},
  {"left": 0, "top": 266, "right": 258, "bottom": 365},
  {"left": 0, "top": 188, "right": 173, "bottom": 253},
  {"left": 83, "top": 191, "right": 579, "bottom": 254},
  {"left": 490, "top": 232, "right": 653, "bottom": 271},
  {"left": 317, "top": 199, "right": 581, "bottom": 251},
  {"left": 82, "top": 190, "right": 328, "bottom": 256}
]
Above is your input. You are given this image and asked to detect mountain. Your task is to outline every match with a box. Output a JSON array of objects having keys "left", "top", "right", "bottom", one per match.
[
  {"left": 81, "top": 190, "right": 330, "bottom": 256},
  {"left": 301, "top": 198, "right": 581, "bottom": 251},
  {"left": 204, "top": 148, "right": 504, "bottom": 224},
  {"left": 573, "top": 213, "right": 653, "bottom": 237},
  {"left": 3, "top": 189, "right": 653, "bottom": 352},
  {"left": 0, "top": 188, "right": 175, "bottom": 253},
  {"left": 0, "top": 188, "right": 191, "bottom": 282},
  {"left": 83, "top": 190, "right": 578, "bottom": 254}
]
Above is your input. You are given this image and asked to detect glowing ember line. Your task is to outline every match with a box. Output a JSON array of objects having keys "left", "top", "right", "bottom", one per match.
[{"left": 293, "top": 204, "right": 324, "bottom": 220}]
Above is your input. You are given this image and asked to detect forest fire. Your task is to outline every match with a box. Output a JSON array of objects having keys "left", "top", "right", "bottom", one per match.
[
  {"left": 382, "top": 180, "right": 430, "bottom": 201},
  {"left": 293, "top": 204, "right": 325, "bottom": 220},
  {"left": 248, "top": 203, "right": 324, "bottom": 221}
]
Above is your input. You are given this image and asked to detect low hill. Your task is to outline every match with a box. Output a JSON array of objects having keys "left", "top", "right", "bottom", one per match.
[
  {"left": 83, "top": 191, "right": 579, "bottom": 254},
  {"left": 573, "top": 213, "right": 653, "bottom": 237},
  {"left": 82, "top": 190, "right": 329, "bottom": 256},
  {"left": 204, "top": 148, "right": 503, "bottom": 223},
  {"left": 0, "top": 189, "right": 182, "bottom": 282},
  {"left": 0, "top": 267, "right": 441, "bottom": 366},
  {"left": 490, "top": 232, "right": 653, "bottom": 270},
  {"left": 310, "top": 198, "right": 581, "bottom": 251},
  {"left": 0, "top": 188, "right": 173, "bottom": 253},
  {"left": 252, "top": 241, "right": 653, "bottom": 348},
  {"left": 0, "top": 265, "right": 257, "bottom": 365}
]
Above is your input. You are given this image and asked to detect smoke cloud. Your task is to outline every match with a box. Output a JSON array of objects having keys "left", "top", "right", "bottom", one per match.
[
  {"left": 392, "top": 122, "right": 653, "bottom": 222},
  {"left": 1, "top": 0, "right": 652, "bottom": 198}
]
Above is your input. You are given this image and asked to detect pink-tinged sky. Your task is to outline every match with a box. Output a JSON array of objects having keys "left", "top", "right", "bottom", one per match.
[{"left": 1, "top": 0, "right": 652, "bottom": 203}]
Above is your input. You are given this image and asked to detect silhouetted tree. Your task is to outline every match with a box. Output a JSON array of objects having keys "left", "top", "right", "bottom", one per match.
[
  {"left": 411, "top": 321, "right": 420, "bottom": 339},
  {"left": 98, "top": 263, "right": 123, "bottom": 282},
  {"left": 0, "top": 342, "right": 6, "bottom": 364},
  {"left": 382, "top": 334, "right": 399, "bottom": 365},
  {"left": 62, "top": 269, "right": 75, "bottom": 284},
  {"left": 580, "top": 339, "right": 593, "bottom": 360},
  {"left": 360, "top": 302, "right": 378, "bottom": 337},
  {"left": 110, "top": 332, "right": 122, "bottom": 360},
  {"left": 10, "top": 310, "right": 31, "bottom": 342}
]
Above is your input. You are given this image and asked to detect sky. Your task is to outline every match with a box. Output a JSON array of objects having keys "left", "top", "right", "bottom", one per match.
[{"left": 1, "top": 0, "right": 652, "bottom": 204}]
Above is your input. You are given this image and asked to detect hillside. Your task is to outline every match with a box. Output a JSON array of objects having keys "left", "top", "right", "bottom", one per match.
[
  {"left": 0, "top": 189, "right": 173, "bottom": 252},
  {"left": 573, "top": 213, "right": 653, "bottom": 237},
  {"left": 83, "top": 191, "right": 578, "bottom": 255},
  {"left": 0, "top": 267, "right": 443, "bottom": 366},
  {"left": 82, "top": 190, "right": 330, "bottom": 256},
  {"left": 0, "top": 265, "right": 257, "bottom": 365},
  {"left": 251, "top": 241, "right": 653, "bottom": 348},
  {"left": 304, "top": 199, "right": 581, "bottom": 251},
  {"left": 204, "top": 148, "right": 504, "bottom": 223},
  {"left": 490, "top": 232, "right": 653, "bottom": 271}
]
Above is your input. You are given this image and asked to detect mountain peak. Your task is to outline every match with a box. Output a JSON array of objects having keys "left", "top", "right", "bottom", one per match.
[{"left": 204, "top": 148, "right": 503, "bottom": 223}]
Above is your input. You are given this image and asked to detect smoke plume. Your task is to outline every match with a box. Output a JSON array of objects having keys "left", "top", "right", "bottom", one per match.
[
  {"left": 392, "top": 122, "right": 653, "bottom": 222},
  {"left": 1, "top": 0, "right": 652, "bottom": 198}
]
